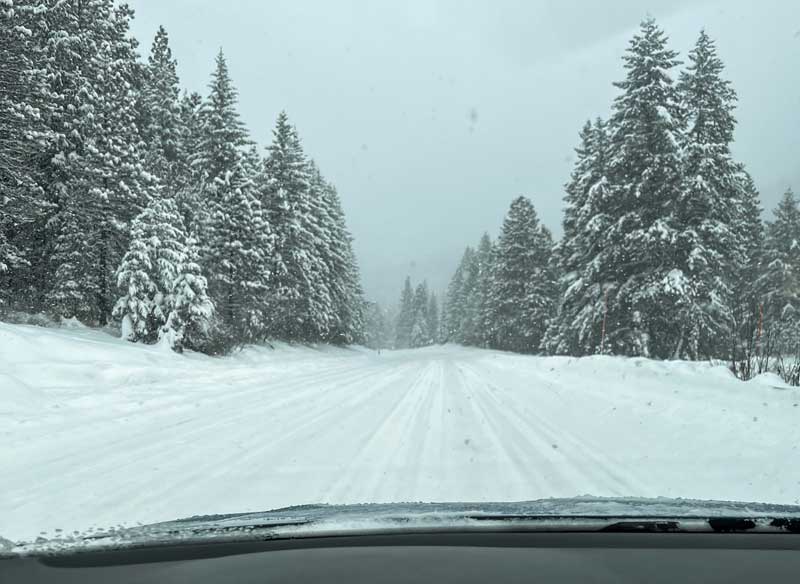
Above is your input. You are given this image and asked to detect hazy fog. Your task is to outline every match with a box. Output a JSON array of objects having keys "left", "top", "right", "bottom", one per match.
[{"left": 127, "top": 0, "right": 800, "bottom": 305}]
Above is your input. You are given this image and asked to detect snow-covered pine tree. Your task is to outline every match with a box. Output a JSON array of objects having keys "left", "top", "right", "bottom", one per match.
[
  {"left": 443, "top": 261, "right": 462, "bottom": 343},
  {"left": 260, "top": 113, "right": 332, "bottom": 341},
  {"left": 485, "top": 196, "right": 556, "bottom": 354},
  {"left": 674, "top": 29, "right": 742, "bottom": 358},
  {"left": 114, "top": 220, "right": 155, "bottom": 342},
  {"left": 731, "top": 167, "right": 764, "bottom": 303},
  {"left": 757, "top": 189, "right": 800, "bottom": 352},
  {"left": 395, "top": 276, "right": 415, "bottom": 348},
  {"left": 310, "top": 165, "right": 365, "bottom": 344},
  {"left": 301, "top": 159, "right": 339, "bottom": 341},
  {"left": 163, "top": 236, "right": 214, "bottom": 352},
  {"left": 336, "top": 224, "right": 366, "bottom": 344},
  {"left": 114, "top": 196, "right": 198, "bottom": 345},
  {"left": 436, "top": 299, "right": 449, "bottom": 343},
  {"left": 0, "top": 0, "right": 51, "bottom": 313},
  {"left": 727, "top": 167, "right": 764, "bottom": 365},
  {"left": 410, "top": 281, "right": 431, "bottom": 348},
  {"left": 542, "top": 118, "right": 613, "bottom": 356},
  {"left": 49, "top": 208, "right": 102, "bottom": 321},
  {"left": 456, "top": 250, "right": 480, "bottom": 345},
  {"left": 444, "top": 247, "right": 473, "bottom": 343},
  {"left": 602, "top": 18, "right": 685, "bottom": 358},
  {"left": 141, "top": 26, "right": 183, "bottom": 195},
  {"left": 192, "top": 50, "right": 272, "bottom": 343},
  {"left": 194, "top": 50, "right": 249, "bottom": 189},
  {"left": 464, "top": 232, "right": 493, "bottom": 347},
  {"left": 175, "top": 91, "right": 204, "bottom": 229},
  {"left": 427, "top": 291, "right": 440, "bottom": 344},
  {"left": 363, "top": 301, "right": 393, "bottom": 349},
  {"left": 438, "top": 298, "right": 449, "bottom": 343},
  {"left": 191, "top": 50, "right": 249, "bottom": 240},
  {"left": 203, "top": 161, "right": 272, "bottom": 343},
  {"left": 410, "top": 317, "right": 429, "bottom": 348},
  {"left": 44, "top": 0, "right": 154, "bottom": 324}
]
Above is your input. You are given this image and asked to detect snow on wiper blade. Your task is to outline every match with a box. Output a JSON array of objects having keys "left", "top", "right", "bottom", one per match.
[{"left": 8, "top": 498, "right": 800, "bottom": 557}]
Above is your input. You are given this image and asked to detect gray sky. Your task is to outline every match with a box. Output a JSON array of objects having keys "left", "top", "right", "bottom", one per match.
[{"left": 128, "top": 0, "right": 799, "bottom": 305}]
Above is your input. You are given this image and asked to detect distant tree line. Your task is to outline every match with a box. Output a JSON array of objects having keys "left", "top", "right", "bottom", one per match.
[
  {"left": 442, "top": 20, "right": 799, "bottom": 380},
  {"left": 393, "top": 277, "right": 440, "bottom": 349},
  {"left": 0, "top": 1, "right": 365, "bottom": 353}
]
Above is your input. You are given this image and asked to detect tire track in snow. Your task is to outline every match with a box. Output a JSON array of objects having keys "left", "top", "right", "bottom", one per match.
[
  {"left": 451, "top": 360, "right": 553, "bottom": 499},
  {"left": 7, "top": 356, "right": 387, "bottom": 467},
  {"left": 324, "top": 360, "right": 440, "bottom": 503},
  {"left": 459, "top": 358, "right": 650, "bottom": 496},
  {"left": 3, "top": 358, "right": 420, "bottom": 527},
  {"left": 3, "top": 343, "right": 667, "bottom": 539}
]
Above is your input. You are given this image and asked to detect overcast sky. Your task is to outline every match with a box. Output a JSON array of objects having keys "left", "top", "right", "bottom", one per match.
[{"left": 127, "top": 0, "right": 799, "bottom": 305}]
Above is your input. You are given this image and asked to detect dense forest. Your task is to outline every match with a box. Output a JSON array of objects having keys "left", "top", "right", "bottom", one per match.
[
  {"left": 433, "top": 20, "right": 799, "bottom": 382},
  {"left": 2, "top": 4, "right": 797, "bottom": 375},
  {"left": 0, "top": 0, "right": 365, "bottom": 353}
]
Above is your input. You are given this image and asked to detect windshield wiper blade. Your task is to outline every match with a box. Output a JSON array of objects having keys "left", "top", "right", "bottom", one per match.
[
  {"left": 462, "top": 514, "right": 800, "bottom": 534},
  {"left": 770, "top": 519, "right": 800, "bottom": 533},
  {"left": 600, "top": 520, "right": 682, "bottom": 533}
]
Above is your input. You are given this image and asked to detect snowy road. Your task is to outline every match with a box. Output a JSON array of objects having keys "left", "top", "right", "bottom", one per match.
[{"left": 2, "top": 323, "right": 800, "bottom": 541}]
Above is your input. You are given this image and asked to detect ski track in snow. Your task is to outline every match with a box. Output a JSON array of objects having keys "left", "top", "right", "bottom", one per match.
[{"left": 1, "top": 323, "right": 799, "bottom": 541}]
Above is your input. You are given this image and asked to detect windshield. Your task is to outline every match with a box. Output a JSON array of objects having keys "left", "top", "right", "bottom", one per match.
[{"left": 1, "top": 0, "right": 799, "bottom": 548}]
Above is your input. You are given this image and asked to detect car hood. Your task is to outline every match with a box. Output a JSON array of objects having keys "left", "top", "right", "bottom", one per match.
[{"left": 5, "top": 497, "right": 800, "bottom": 557}]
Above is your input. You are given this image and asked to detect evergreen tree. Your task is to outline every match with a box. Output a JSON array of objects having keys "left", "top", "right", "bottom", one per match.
[
  {"left": 757, "top": 189, "right": 800, "bottom": 351},
  {"left": 364, "top": 301, "right": 392, "bottom": 349},
  {"left": 260, "top": 113, "right": 331, "bottom": 341},
  {"left": 427, "top": 292, "right": 440, "bottom": 344},
  {"left": 727, "top": 168, "right": 764, "bottom": 366},
  {"left": 543, "top": 119, "right": 613, "bottom": 355},
  {"left": 438, "top": 300, "right": 449, "bottom": 343},
  {"left": 114, "top": 196, "right": 202, "bottom": 345},
  {"left": 191, "top": 50, "right": 249, "bottom": 246},
  {"left": 194, "top": 50, "right": 249, "bottom": 188},
  {"left": 114, "top": 219, "right": 155, "bottom": 342},
  {"left": 410, "top": 317, "right": 429, "bottom": 348},
  {"left": 601, "top": 18, "right": 685, "bottom": 358},
  {"left": 485, "top": 196, "right": 556, "bottom": 354},
  {"left": 464, "top": 232, "right": 493, "bottom": 346},
  {"left": 163, "top": 237, "right": 214, "bottom": 352},
  {"left": 175, "top": 91, "right": 204, "bottom": 228},
  {"left": 0, "top": 0, "right": 51, "bottom": 313},
  {"left": 44, "top": 0, "right": 154, "bottom": 324},
  {"left": 410, "top": 281, "right": 431, "bottom": 348},
  {"left": 673, "top": 29, "right": 741, "bottom": 358},
  {"left": 444, "top": 247, "right": 473, "bottom": 342},
  {"left": 141, "top": 26, "right": 183, "bottom": 194},
  {"left": 49, "top": 208, "right": 103, "bottom": 322},
  {"left": 202, "top": 162, "right": 272, "bottom": 342},
  {"left": 455, "top": 250, "right": 479, "bottom": 344},
  {"left": 732, "top": 167, "right": 764, "bottom": 300},
  {"left": 192, "top": 50, "right": 272, "bottom": 342},
  {"left": 312, "top": 167, "right": 365, "bottom": 344},
  {"left": 395, "top": 276, "right": 415, "bottom": 348}
]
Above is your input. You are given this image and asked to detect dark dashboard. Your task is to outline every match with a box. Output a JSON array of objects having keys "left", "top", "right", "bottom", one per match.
[{"left": 4, "top": 531, "right": 800, "bottom": 583}]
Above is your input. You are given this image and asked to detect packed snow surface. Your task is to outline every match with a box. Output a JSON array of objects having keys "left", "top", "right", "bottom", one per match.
[{"left": 1, "top": 322, "right": 799, "bottom": 542}]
